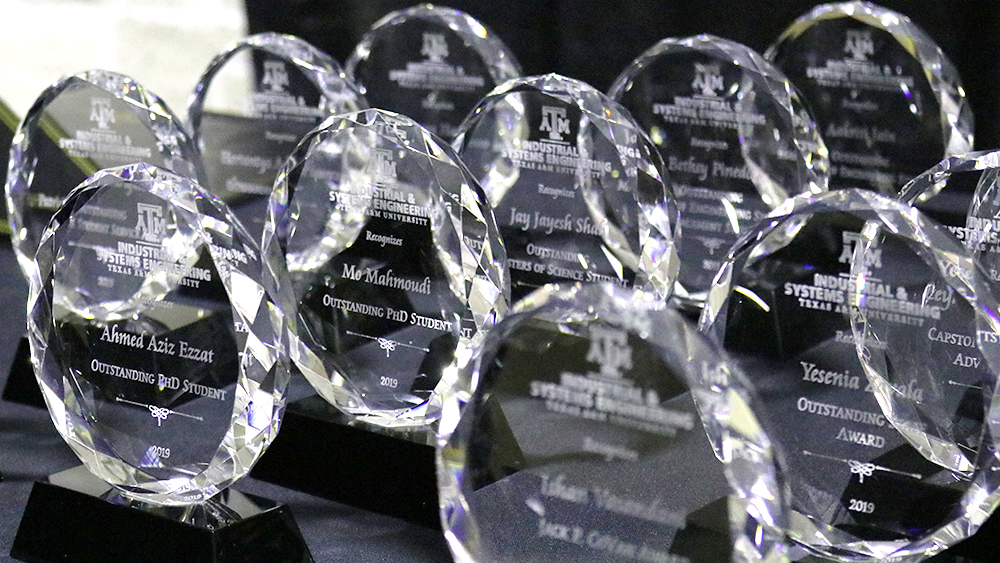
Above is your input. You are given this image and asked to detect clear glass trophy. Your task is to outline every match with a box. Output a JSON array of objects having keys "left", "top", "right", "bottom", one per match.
[
  {"left": 4, "top": 70, "right": 202, "bottom": 411},
  {"left": 188, "top": 32, "right": 367, "bottom": 242},
  {"left": 766, "top": 1, "right": 972, "bottom": 195},
  {"left": 883, "top": 151, "right": 1000, "bottom": 475},
  {"left": 453, "top": 73, "right": 680, "bottom": 304},
  {"left": 438, "top": 282, "right": 788, "bottom": 563},
  {"left": 608, "top": 35, "right": 829, "bottom": 309},
  {"left": 958, "top": 152, "right": 1000, "bottom": 503},
  {"left": 28, "top": 162, "right": 293, "bottom": 503},
  {"left": 16, "top": 162, "right": 307, "bottom": 562},
  {"left": 344, "top": 4, "right": 521, "bottom": 140},
  {"left": 265, "top": 108, "right": 509, "bottom": 428},
  {"left": 700, "top": 189, "right": 1000, "bottom": 561},
  {"left": 6, "top": 70, "right": 202, "bottom": 279}
]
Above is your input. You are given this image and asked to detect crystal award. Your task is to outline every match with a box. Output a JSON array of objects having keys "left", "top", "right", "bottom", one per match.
[
  {"left": 884, "top": 151, "right": 1000, "bottom": 475},
  {"left": 27, "top": 162, "right": 293, "bottom": 505},
  {"left": 438, "top": 282, "right": 788, "bottom": 563},
  {"left": 608, "top": 35, "right": 829, "bottom": 308},
  {"left": 344, "top": 5, "right": 521, "bottom": 140},
  {"left": 453, "top": 73, "right": 680, "bottom": 304},
  {"left": 265, "top": 108, "right": 509, "bottom": 427},
  {"left": 188, "top": 32, "right": 367, "bottom": 242},
  {"left": 700, "top": 189, "right": 1000, "bottom": 560},
  {"left": 6, "top": 70, "right": 202, "bottom": 279},
  {"left": 960, "top": 152, "right": 1000, "bottom": 492},
  {"left": 766, "top": 1, "right": 973, "bottom": 194}
]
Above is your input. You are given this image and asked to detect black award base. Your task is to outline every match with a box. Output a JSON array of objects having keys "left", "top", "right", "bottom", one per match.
[
  {"left": 11, "top": 466, "right": 313, "bottom": 563},
  {"left": 2, "top": 335, "right": 44, "bottom": 408},
  {"left": 251, "top": 395, "right": 440, "bottom": 529}
]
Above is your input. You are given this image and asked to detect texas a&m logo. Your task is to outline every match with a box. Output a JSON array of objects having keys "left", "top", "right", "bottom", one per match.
[
  {"left": 90, "top": 98, "right": 115, "bottom": 130},
  {"left": 691, "top": 62, "right": 724, "bottom": 97},
  {"left": 844, "top": 29, "right": 874, "bottom": 61},
  {"left": 261, "top": 61, "right": 290, "bottom": 93},
  {"left": 539, "top": 106, "right": 571, "bottom": 142},
  {"left": 839, "top": 231, "right": 882, "bottom": 269},
  {"left": 367, "top": 148, "right": 398, "bottom": 186},
  {"left": 586, "top": 325, "right": 633, "bottom": 379},
  {"left": 421, "top": 32, "right": 449, "bottom": 63},
  {"left": 135, "top": 203, "right": 167, "bottom": 243}
]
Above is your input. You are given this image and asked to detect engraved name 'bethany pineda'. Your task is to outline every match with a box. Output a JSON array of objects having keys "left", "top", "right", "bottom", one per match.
[
  {"left": 342, "top": 263, "right": 432, "bottom": 294},
  {"left": 100, "top": 324, "right": 214, "bottom": 363}
]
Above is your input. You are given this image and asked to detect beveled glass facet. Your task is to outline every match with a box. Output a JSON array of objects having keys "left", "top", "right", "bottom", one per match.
[
  {"left": 7, "top": 70, "right": 202, "bottom": 278},
  {"left": 766, "top": 1, "right": 973, "bottom": 194},
  {"left": 453, "top": 73, "right": 680, "bottom": 304},
  {"left": 345, "top": 4, "right": 521, "bottom": 140},
  {"left": 609, "top": 35, "right": 829, "bottom": 308},
  {"left": 266, "top": 108, "right": 509, "bottom": 427},
  {"left": 438, "top": 283, "right": 788, "bottom": 563},
  {"left": 188, "top": 32, "right": 367, "bottom": 242},
  {"left": 27, "top": 163, "right": 293, "bottom": 505},
  {"left": 701, "top": 189, "right": 1000, "bottom": 561}
]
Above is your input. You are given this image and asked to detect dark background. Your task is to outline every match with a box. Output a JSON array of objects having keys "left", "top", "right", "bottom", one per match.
[{"left": 245, "top": 0, "right": 1000, "bottom": 151}]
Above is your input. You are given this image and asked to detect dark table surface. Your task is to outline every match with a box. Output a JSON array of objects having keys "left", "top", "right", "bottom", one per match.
[{"left": 0, "top": 241, "right": 453, "bottom": 563}]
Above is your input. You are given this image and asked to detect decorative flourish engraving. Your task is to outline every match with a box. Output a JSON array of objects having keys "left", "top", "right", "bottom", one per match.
[
  {"left": 346, "top": 330, "right": 430, "bottom": 357},
  {"left": 696, "top": 236, "right": 727, "bottom": 255},
  {"left": 378, "top": 338, "right": 398, "bottom": 355},
  {"left": 803, "top": 450, "right": 922, "bottom": 483},
  {"left": 848, "top": 460, "right": 876, "bottom": 483},
  {"left": 116, "top": 397, "right": 204, "bottom": 426}
]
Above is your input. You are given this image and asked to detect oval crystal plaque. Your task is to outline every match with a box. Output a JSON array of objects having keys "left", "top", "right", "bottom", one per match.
[
  {"left": 453, "top": 73, "right": 680, "bottom": 304},
  {"left": 7, "top": 70, "right": 202, "bottom": 278},
  {"left": 700, "top": 189, "right": 1000, "bottom": 560},
  {"left": 766, "top": 1, "right": 972, "bottom": 194},
  {"left": 188, "top": 32, "right": 367, "bottom": 242},
  {"left": 265, "top": 108, "right": 509, "bottom": 427},
  {"left": 27, "top": 163, "right": 293, "bottom": 505},
  {"left": 437, "top": 282, "right": 788, "bottom": 563},
  {"left": 344, "top": 4, "right": 521, "bottom": 140},
  {"left": 609, "top": 35, "right": 829, "bottom": 309},
  {"left": 881, "top": 151, "right": 1000, "bottom": 475},
  {"left": 958, "top": 152, "right": 1000, "bottom": 498}
]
